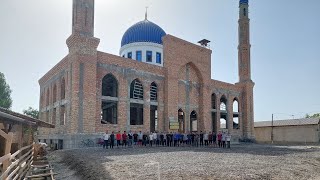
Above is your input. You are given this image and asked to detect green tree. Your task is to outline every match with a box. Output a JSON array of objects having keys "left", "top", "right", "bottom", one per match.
[
  {"left": 23, "top": 107, "right": 39, "bottom": 119},
  {"left": 305, "top": 113, "right": 320, "bottom": 118},
  {"left": 0, "top": 72, "right": 13, "bottom": 109}
]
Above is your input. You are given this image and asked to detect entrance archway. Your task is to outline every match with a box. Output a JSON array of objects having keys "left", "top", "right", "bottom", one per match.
[
  {"left": 178, "top": 109, "right": 185, "bottom": 133},
  {"left": 190, "top": 111, "right": 197, "bottom": 132},
  {"left": 220, "top": 95, "right": 228, "bottom": 130}
]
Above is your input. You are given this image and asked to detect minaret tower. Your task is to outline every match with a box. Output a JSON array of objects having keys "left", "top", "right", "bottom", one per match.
[
  {"left": 237, "top": 0, "right": 255, "bottom": 140},
  {"left": 66, "top": 0, "right": 100, "bottom": 135},
  {"left": 238, "top": 0, "right": 251, "bottom": 82},
  {"left": 72, "top": 0, "right": 94, "bottom": 37},
  {"left": 67, "top": 0, "right": 100, "bottom": 54}
]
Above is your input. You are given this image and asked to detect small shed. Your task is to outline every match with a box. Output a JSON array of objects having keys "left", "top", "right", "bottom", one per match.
[
  {"left": 254, "top": 118, "right": 320, "bottom": 144},
  {"left": 0, "top": 107, "right": 54, "bottom": 179}
]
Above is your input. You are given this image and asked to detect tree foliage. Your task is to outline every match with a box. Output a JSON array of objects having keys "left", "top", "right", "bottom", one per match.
[
  {"left": 0, "top": 72, "right": 13, "bottom": 109},
  {"left": 23, "top": 107, "right": 39, "bottom": 119},
  {"left": 305, "top": 113, "right": 320, "bottom": 118}
]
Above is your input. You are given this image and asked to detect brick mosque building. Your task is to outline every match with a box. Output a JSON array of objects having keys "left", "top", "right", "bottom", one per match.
[{"left": 38, "top": 0, "right": 254, "bottom": 149}]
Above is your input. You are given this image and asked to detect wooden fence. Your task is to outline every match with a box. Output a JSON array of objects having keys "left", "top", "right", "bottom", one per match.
[{"left": 0, "top": 143, "right": 34, "bottom": 180}]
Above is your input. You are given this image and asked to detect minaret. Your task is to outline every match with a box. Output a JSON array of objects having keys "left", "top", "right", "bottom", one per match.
[
  {"left": 66, "top": 0, "right": 100, "bottom": 135},
  {"left": 72, "top": 0, "right": 95, "bottom": 37},
  {"left": 238, "top": 0, "right": 251, "bottom": 82},
  {"left": 237, "top": 0, "right": 255, "bottom": 140},
  {"left": 67, "top": 0, "right": 100, "bottom": 55}
]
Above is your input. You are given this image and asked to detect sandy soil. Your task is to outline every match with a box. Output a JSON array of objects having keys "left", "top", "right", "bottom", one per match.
[{"left": 47, "top": 144, "right": 320, "bottom": 180}]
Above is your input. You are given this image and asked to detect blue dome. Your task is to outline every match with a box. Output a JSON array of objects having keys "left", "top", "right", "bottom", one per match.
[
  {"left": 240, "top": 0, "right": 248, "bottom": 4},
  {"left": 121, "top": 20, "right": 166, "bottom": 47}
]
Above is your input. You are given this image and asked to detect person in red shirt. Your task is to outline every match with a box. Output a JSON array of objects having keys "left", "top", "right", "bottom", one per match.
[
  {"left": 122, "top": 131, "right": 128, "bottom": 147},
  {"left": 217, "top": 131, "right": 222, "bottom": 148},
  {"left": 116, "top": 131, "right": 122, "bottom": 147}
]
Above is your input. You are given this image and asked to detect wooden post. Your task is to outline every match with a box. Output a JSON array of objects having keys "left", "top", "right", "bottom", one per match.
[{"left": 3, "top": 132, "right": 13, "bottom": 170}]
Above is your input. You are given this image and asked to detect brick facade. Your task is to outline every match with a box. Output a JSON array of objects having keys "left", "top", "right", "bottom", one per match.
[{"left": 38, "top": 0, "right": 255, "bottom": 148}]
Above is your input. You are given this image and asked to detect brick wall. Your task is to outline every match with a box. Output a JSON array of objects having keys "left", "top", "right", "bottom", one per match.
[{"left": 38, "top": 34, "right": 254, "bottom": 144}]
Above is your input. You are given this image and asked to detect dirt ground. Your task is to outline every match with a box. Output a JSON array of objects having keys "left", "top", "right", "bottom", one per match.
[{"left": 48, "top": 144, "right": 320, "bottom": 180}]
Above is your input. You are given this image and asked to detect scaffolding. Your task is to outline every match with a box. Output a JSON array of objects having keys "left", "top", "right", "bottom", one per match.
[
  {"left": 132, "top": 80, "right": 144, "bottom": 100},
  {"left": 150, "top": 83, "right": 157, "bottom": 101}
]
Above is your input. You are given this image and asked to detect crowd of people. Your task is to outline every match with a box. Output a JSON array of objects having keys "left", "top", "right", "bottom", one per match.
[{"left": 102, "top": 130, "right": 232, "bottom": 149}]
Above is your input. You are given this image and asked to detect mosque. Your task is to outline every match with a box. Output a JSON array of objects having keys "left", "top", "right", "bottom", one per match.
[{"left": 38, "top": 0, "right": 255, "bottom": 149}]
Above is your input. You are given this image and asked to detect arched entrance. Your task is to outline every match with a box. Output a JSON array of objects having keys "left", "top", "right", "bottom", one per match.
[
  {"left": 150, "top": 82, "right": 158, "bottom": 132},
  {"left": 233, "top": 98, "right": 240, "bottom": 129},
  {"left": 220, "top": 95, "right": 228, "bottom": 130},
  {"left": 211, "top": 93, "right": 217, "bottom": 133},
  {"left": 178, "top": 109, "right": 185, "bottom": 133},
  {"left": 101, "top": 74, "right": 118, "bottom": 124},
  {"left": 190, "top": 111, "right": 197, "bottom": 132}
]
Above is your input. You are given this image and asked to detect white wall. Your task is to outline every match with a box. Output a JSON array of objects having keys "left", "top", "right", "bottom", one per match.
[
  {"left": 120, "top": 42, "right": 164, "bottom": 67},
  {"left": 255, "top": 125, "right": 320, "bottom": 143}
]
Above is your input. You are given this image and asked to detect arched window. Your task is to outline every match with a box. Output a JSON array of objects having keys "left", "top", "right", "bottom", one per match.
[
  {"left": 178, "top": 109, "right": 185, "bottom": 133},
  {"left": 211, "top": 93, "right": 216, "bottom": 109},
  {"left": 220, "top": 96, "right": 227, "bottom": 111},
  {"left": 233, "top": 98, "right": 239, "bottom": 129},
  {"left": 53, "top": 84, "right": 57, "bottom": 103},
  {"left": 52, "top": 108, "right": 57, "bottom": 125},
  {"left": 150, "top": 82, "right": 158, "bottom": 101},
  {"left": 244, "top": 8, "right": 246, "bottom": 16},
  {"left": 46, "top": 89, "right": 50, "bottom": 106},
  {"left": 40, "top": 92, "right": 44, "bottom": 108},
  {"left": 190, "top": 111, "right": 197, "bottom": 132},
  {"left": 102, "top": 74, "right": 118, "bottom": 97},
  {"left": 60, "top": 105, "right": 66, "bottom": 125},
  {"left": 220, "top": 95, "right": 228, "bottom": 129},
  {"left": 130, "top": 79, "right": 144, "bottom": 125},
  {"left": 130, "top": 79, "right": 143, "bottom": 100},
  {"left": 101, "top": 74, "right": 118, "bottom": 124},
  {"left": 233, "top": 99, "right": 239, "bottom": 113},
  {"left": 61, "top": 77, "right": 66, "bottom": 100}
]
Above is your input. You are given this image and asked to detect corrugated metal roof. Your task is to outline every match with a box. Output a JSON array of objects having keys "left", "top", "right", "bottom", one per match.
[
  {"left": 0, "top": 107, "right": 54, "bottom": 128},
  {"left": 255, "top": 118, "right": 320, "bottom": 127}
]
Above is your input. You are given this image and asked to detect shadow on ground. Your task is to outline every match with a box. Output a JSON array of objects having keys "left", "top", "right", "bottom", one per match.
[
  {"left": 62, "top": 151, "right": 114, "bottom": 180},
  {"left": 71, "top": 143, "right": 319, "bottom": 157}
]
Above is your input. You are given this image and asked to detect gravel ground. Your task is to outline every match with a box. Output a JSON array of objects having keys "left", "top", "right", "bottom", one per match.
[{"left": 47, "top": 144, "right": 320, "bottom": 180}]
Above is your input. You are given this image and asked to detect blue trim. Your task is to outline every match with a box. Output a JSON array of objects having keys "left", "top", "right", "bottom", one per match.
[
  {"left": 136, "top": 51, "right": 142, "bottom": 61},
  {"left": 240, "top": 0, "right": 248, "bottom": 4},
  {"left": 121, "top": 20, "right": 166, "bottom": 47},
  {"left": 156, "top": 52, "right": 161, "bottom": 64}
]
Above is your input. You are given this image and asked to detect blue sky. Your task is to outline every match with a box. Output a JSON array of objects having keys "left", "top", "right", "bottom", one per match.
[{"left": 0, "top": 0, "right": 319, "bottom": 121}]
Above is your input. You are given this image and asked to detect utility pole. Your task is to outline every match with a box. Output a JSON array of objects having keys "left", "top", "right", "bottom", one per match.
[{"left": 271, "top": 114, "right": 274, "bottom": 144}]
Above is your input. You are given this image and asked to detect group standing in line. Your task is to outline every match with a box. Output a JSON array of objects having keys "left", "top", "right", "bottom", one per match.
[{"left": 102, "top": 130, "right": 232, "bottom": 149}]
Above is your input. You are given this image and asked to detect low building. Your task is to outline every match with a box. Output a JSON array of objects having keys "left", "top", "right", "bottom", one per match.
[
  {"left": 254, "top": 118, "right": 320, "bottom": 144},
  {"left": 0, "top": 107, "right": 54, "bottom": 179}
]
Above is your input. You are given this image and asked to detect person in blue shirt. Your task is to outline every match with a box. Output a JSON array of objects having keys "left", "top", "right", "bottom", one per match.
[{"left": 173, "top": 132, "right": 179, "bottom": 147}]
